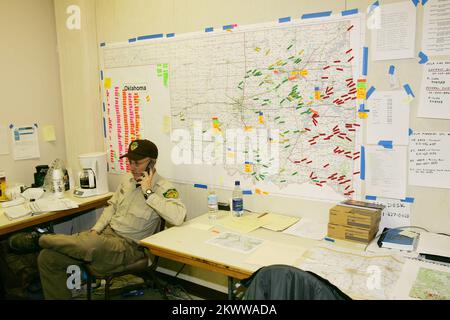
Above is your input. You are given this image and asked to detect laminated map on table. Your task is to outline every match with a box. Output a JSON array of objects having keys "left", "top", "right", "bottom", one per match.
[{"left": 297, "top": 246, "right": 405, "bottom": 300}]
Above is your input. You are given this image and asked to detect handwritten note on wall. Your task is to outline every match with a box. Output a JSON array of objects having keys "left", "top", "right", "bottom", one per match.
[
  {"left": 418, "top": 61, "right": 450, "bottom": 120},
  {"left": 368, "top": 197, "right": 411, "bottom": 234},
  {"left": 409, "top": 132, "right": 450, "bottom": 189},
  {"left": 422, "top": 0, "right": 450, "bottom": 56}
]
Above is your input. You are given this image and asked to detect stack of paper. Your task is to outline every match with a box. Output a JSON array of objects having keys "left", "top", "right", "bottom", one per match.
[
  {"left": 282, "top": 218, "right": 327, "bottom": 240},
  {"left": 258, "top": 213, "right": 299, "bottom": 231},
  {"left": 3, "top": 198, "right": 79, "bottom": 220},
  {"left": 216, "top": 215, "right": 264, "bottom": 233}
]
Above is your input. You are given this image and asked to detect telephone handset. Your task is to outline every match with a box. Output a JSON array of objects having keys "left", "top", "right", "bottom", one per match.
[{"left": 136, "top": 162, "right": 154, "bottom": 188}]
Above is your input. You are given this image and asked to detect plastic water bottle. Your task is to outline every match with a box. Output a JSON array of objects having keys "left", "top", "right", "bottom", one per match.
[
  {"left": 232, "top": 181, "right": 243, "bottom": 217},
  {"left": 52, "top": 168, "right": 65, "bottom": 198},
  {"left": 207, "top": 189, "right": 218, "bottom": 220}
]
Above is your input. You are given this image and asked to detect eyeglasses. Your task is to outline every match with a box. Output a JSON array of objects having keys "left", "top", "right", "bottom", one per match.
[{"left": 127, "top": 159, "right": 150, "bottom": 167}]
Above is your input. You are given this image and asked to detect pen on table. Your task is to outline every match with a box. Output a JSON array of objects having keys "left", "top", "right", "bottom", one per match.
[
  {"left": 257, "top": 212, "right": 269, "bottom": 218},
  {"left": 324, "top": 237, "right": 335, "bottom": 243}
]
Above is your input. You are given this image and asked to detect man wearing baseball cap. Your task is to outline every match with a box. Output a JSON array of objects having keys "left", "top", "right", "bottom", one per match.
[{"left": 11, "top": 139, "right": 186, "bottom": 299}]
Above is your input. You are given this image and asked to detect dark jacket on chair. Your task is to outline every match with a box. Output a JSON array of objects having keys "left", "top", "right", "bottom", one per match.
[{"left": 242, "top": 264, "right": 351, "bottom": 300}]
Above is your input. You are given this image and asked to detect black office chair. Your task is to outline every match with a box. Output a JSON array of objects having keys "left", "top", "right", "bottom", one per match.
[
  {"left": 237, "top": 264, "right": 351, "bottom": 300},
  {"left": 84, "top": 219, "right": 166, "bottom": 300}
]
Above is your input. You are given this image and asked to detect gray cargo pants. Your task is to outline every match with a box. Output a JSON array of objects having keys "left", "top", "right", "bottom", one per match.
[{"left": 37, "top": 226, "right": 146, "bottom": 299}]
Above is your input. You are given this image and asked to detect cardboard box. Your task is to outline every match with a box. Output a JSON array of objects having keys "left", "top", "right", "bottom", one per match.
[
  {"left": 329, "top": 205, "right": 381, "bottom": 230},
  {"left": 327, "top": 223, "right": 377, "bottom": 244}
]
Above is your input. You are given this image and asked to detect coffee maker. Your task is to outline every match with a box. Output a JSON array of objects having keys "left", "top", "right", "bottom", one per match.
[{"left": 73, "top": 152, "right": 108, "bottom": 198}]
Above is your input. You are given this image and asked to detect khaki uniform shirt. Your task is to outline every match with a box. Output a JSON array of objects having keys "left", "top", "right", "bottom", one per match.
[{"left": 92, "top": 172, "right": 186, "bottom": 242}]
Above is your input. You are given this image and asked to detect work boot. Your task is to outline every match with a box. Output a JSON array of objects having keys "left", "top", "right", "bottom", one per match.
[{"left": 8, "top": 231, "right": 42, "bottom": 254}]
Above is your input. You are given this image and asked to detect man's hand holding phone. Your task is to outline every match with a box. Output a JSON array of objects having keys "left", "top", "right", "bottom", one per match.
[{"left": 138, "top": 166, "right": 154, "bottom": 193}]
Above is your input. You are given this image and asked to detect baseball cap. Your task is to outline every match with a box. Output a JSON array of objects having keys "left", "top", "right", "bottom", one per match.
[{"left": 119, "top": 139, "right": 158, "bottom": 160}]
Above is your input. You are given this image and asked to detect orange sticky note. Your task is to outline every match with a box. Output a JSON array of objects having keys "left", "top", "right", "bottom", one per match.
[{"left": 314, "top": 91, "right": 321, "bottom": 100}]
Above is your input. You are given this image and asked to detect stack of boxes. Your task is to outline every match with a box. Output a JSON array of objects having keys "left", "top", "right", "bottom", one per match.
[{"left": 327, "top": 201, "right": 383, "bottom": 243}]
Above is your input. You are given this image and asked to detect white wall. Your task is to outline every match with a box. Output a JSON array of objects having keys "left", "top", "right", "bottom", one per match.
[
  {"left": 0, "top": 0, "right": 66, "bottom": 186},
  {"left": 53, "top": 0, "right": 450, "bottom": 292}
]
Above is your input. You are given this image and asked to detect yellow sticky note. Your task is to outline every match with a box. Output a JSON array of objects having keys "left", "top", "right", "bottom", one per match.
[
  {"left": 42, "top": 125, "right": 56, "bottom": 142},
  {"left": 357, "top": 88, "right": 366, "bottom": 99},
  {"left": 358, "top": 112, "right": 368, "bottom": 119},
  {"left": 258, "top": 116, "right": 264, "bottom": 124},
  {"left": 163, "top": 116, "right": 171, "bottom": 134},
  {"left": 403, "top": 96, "right": 414, "bottom": 104},
  {"left": 227, "top": 151, "right": 235, "bottom": 159},
  {"left": 104, "top": 78, "right": 111, "bottom": 89}
]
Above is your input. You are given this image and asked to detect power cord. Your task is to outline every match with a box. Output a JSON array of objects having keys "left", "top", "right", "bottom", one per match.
[
  {"left": 161, "top": 263, "right": 195, "bottom": 300},
  {"left": 174, "top": 263, "right": 185, "bottom": 278}
]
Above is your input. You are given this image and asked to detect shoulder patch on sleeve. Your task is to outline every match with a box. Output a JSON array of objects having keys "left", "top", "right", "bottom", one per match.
[{"left": 163, "top": 188, "right": 179, "bottom": 199}]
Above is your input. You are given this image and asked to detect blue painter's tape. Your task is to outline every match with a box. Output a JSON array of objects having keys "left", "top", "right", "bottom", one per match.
[
  {"left": 378, "top": 140, "right": 393, "bottom": 149},
  {"left": 411, "top": 0, "right": 419, "bottom": 6},
  {"left": 401, "top": 197, "right": 415, "bottom": 203},
  {"left": 100, "top": 42, "right": 106, "bottom": 47},
  {"left": 366, "top": 86, "right": 376, "bottom": 99},
  {"left": 358, "top": 104, "right": 370, "bottom": 113},
  {"left": 341, "top": 8, "right": 358, "bottom": 16},
  {"left": 422, "top": 0, "right": 428, "bottom": 5},
  {"left": 137, "top": 34, "right": 163, "bottom": 41},
  {"left": 365, "top": 195, "right": 377, "bottom": 201},
  {"left": 223, "top": 25, "right": 234, "bottom": 30},
  {"left": 360, "top": 146, "right": 365, "bottom": 180},
  {"left": 389, "top": 65, "right": 395, "bottom": 75},
  {"left": 9, "top": 124, "right": 13, "bottom": 129},
  {"left": 243, "top": 190, "right": 253, "bottom": 195},
  {"left": 194, "top": 184, "right": 208, "bottom": 189},
  {"left": 301, "top": 11, "right": 332, "bottom": 19},
  {"left": 205, "top": 27, "right": 214, "bottom": 33},
  {"left": 278, "top": 17, "right": 291, "bottom": 23},
  {"left": 102, "top": 118, "right": 106, "bottom": 138},
  {"left": 403, "top": 84, "right": 415, "bottom": 97},
  {"left": 418, "top": 51, "right": 429, "bottom": 64},
  {"left": 362, "top": 47, "right": 368, "bottom": 76},
  {"left": 128, "top": 38, "right": 137, "bottom": 43},
  {"left": 166, "top": 33, "right": 175, "bottom": 38},
  {"left": 100, "top": 70, "right": 103, "bottom": 80},
  {"left": 409, "top": 128, "right": 413, "bottom": 136},
  {"left": 369, "top": 1, "right": 380, "bottom": 13}
]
